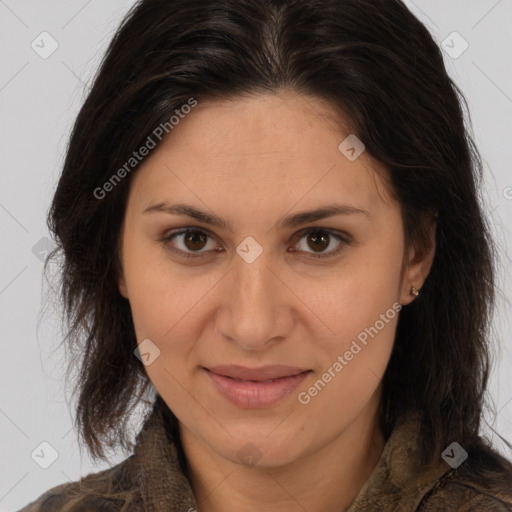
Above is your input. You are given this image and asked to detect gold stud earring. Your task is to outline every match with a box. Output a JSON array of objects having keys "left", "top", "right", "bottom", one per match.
[{"left": 410, "top": 286, "right": 419, "bottom": 297}]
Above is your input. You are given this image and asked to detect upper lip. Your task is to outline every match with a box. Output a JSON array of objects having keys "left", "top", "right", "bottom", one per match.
[{"left": 205, "top": 365, "right": 311, "bottom": 381}]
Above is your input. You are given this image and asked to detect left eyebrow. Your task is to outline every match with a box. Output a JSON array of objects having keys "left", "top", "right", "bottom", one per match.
[
  {"left": 142, "top": 202, "right": 370, "bottom": 231},
  {"left": 277, "top": 204, "right": 370, "bottom": 229}
]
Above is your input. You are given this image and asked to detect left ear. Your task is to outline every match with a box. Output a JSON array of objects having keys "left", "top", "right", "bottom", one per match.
[{"left": 400, "top": 213, "right": 437, "bottom": 306}]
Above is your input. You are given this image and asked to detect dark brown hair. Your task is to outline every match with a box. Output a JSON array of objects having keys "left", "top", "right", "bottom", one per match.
[{"left": 46, "top": 0, "right": 511, "bottom": 482}]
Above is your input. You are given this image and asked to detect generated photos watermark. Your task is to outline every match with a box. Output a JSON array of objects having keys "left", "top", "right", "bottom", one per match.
[
  {"left": 93, "top": 97, "right": 198, "bottom": 200},
  {"left": 298, "top": 302, "right": 403, "bottom": 405}
]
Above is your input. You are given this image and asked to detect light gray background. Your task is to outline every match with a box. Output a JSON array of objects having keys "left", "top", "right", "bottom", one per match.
[{"left": 1, "top": 1, "right": 511, "bottom": 510}]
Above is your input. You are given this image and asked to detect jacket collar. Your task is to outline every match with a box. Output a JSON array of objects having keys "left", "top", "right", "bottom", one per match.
[
  {"left": 133, "top": 396, "right": 452, "bottom": 511},
  {"left": 346, "top": 411, "right": 453, "bottom": 510},
  {"left": 134, "top": 395, "right": 199, "bottom": 511}
]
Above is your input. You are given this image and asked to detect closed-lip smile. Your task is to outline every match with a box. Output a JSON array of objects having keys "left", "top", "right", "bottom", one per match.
[{"left": 203, "top": 365, "right": 312, "bottom": 408}]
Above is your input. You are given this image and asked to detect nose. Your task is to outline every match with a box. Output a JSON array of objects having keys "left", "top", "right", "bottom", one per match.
[{"left": 213, "top": 250, "right": 295, "bottom": 351}]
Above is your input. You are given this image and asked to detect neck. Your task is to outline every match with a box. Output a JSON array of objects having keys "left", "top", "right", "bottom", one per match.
[{"left": 178, "top": 391, "right": 385, "bottom": 512}]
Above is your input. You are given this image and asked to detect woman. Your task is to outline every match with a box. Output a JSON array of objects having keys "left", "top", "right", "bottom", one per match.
[{"left": 19, "top": 0, "right": 512, "bottom": 510}]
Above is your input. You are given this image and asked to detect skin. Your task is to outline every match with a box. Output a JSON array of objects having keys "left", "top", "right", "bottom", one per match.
[{"left": 118, "top": 90, "right": 436, "bottom": 512}]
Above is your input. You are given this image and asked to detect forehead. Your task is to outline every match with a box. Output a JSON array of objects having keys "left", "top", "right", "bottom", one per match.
[{"left": 128, "top": 92, "right": 395, "bottom": 218}]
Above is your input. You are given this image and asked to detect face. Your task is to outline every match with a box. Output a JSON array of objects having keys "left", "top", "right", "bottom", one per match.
[{"left": 118, "top": 91, "right": 434, "bottom": 467}]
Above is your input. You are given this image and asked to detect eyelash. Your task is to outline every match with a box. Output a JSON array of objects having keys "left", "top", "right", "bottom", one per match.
[{"left": 159, "top": 227, "right": 351, "bottom": 260}]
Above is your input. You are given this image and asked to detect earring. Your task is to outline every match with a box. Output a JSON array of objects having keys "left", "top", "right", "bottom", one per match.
[{"left": 410, "top": 286, "right": 420, "bottom": 297}]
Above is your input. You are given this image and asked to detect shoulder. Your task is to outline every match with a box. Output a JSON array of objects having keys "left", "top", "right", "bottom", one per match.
[
  {"left": 16, "top": 482, "right": 120, "bottom": 512},
  {"left": 16, "top": 456, "right": 141, "bottom": 512},
  {"left": 419, "top": 440, "right": 512, "bottom": 511}
]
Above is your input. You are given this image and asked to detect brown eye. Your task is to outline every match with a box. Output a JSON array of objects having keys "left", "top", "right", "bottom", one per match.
[
  {"left": 292, "top": 229, "right": 349, "bottom": 259},
  {"left": 306, "top": 230, "right": 330, "bottom": 253},
  {"left": 161, "top": 227, "right": 350, "bottom": 260},
  {"left": 161, "top": 228, "right": 219, "bottom": 258},
  {"left": 183, "top": 230, "right": 208, "bottom": 251}
]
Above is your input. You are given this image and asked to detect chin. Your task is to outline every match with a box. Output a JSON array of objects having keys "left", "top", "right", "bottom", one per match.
[{"left": 205, "top": 423, "right": 312, "bottom": 469}]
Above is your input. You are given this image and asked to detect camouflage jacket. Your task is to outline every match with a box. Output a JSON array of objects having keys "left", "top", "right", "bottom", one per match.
[{"left": 18, "top": 397, "right": 512, "bottom": 511}]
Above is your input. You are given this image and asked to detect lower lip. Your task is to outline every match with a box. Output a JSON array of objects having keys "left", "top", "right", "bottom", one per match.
[{"left": 204, "top": 368, "right": 311, "bottom": 409}]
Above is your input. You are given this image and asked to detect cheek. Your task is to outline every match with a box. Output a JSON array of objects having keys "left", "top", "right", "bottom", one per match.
[
  {"left": 297, "top": 306, "right": 399, "bottom": 425},
  {"left": 123, "top": 251, "right": 203, "bottom": 406},
  {"left": 304, "top": 238, "right": 403, "bottom": 349},
  {"left": 121, "top": 238, "right": 179, "bottom": 342},
  {"left": 320, "top": 295, "right": 399, "bottom": 384},
  {"left": 123, "top": 240, "right": 220, "bottom": 364},
  {"left": 298, "top": 236, "right": 403, "bottom": 407}
]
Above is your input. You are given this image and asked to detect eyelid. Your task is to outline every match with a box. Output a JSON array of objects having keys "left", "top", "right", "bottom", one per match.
[
  {"left": 160, "top": 226, "right": 351, "bottom": 259},
  {"left": 291, "top": 228, "right": 351, "bottom": 257},
  {"left": 161, "top": 227, "right": 219, "bottom": 259}
]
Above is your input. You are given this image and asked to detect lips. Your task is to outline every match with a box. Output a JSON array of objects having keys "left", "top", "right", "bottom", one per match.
[
  {"left": 203, "top": 365, "right": 312, "bottom": 408},
  {"left": 205, "top": 364, "right": 310, "bottom": 381}
]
